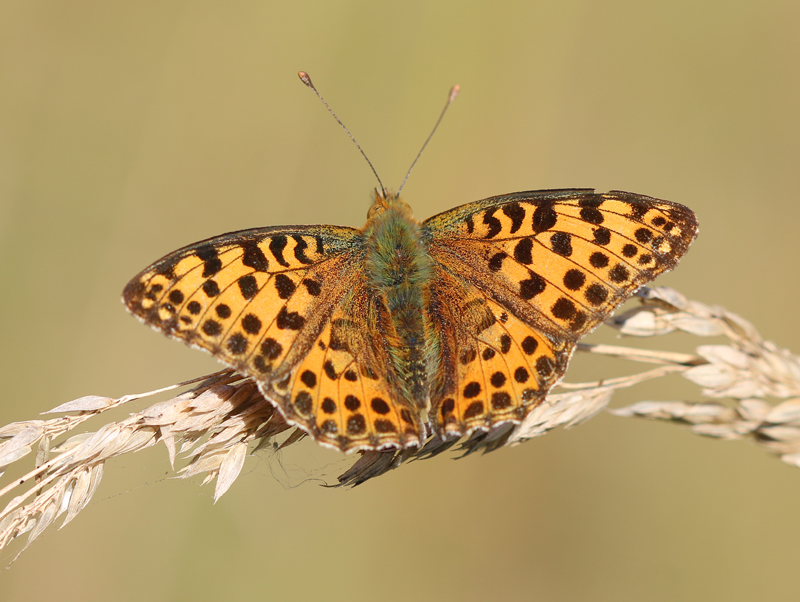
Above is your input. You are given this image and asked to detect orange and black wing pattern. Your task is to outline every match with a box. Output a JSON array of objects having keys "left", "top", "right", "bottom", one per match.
[{"left": 423, "top": 189, "right": 698, "bottom": 437}]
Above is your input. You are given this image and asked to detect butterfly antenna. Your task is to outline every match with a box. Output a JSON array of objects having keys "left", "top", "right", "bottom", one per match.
[
  {"left": 298, "top": 71, "right": 387, "bottom": 197},
  {"left": 397, "top": 84, "right": 460, "bottom": 196}
]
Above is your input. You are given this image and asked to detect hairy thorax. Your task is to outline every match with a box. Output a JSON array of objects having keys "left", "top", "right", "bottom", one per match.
[{"left": 362, "top": 193, "right": 437, "bottom": 411}]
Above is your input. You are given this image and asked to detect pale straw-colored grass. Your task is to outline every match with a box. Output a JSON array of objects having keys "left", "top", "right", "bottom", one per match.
[{"left": 1, "top": 286, "right": 798, "bottom": 560}]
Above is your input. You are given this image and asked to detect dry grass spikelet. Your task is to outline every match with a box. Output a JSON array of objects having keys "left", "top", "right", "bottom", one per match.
[{"left": 1, "top": 286, "right": 798, "bottom": 559}]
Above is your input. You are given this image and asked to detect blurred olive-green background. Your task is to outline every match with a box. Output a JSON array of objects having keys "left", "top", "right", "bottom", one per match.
[{"left": 2, "top": 2, "right": 800, "bottom": 601}]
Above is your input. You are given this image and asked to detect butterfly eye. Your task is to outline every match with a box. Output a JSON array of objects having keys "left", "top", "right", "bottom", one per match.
[{"left": 367, "top": 201, "right": 387, "bottom": 220}]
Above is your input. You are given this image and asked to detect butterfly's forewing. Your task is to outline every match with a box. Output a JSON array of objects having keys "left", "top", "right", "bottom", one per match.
[
  {"left": 424, "top": 189, "right": 698, "bottom": 436},
  {"left": 124, "top": 227, "right": 372, "bottom": 432}
]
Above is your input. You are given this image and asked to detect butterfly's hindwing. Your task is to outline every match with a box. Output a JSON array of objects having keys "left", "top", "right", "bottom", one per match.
[
  {"left": 271, "top": 284, "right": 424, "bottom": 451},
  {"left": 430, "top": 265, "right": 571, "bottom": 435}
]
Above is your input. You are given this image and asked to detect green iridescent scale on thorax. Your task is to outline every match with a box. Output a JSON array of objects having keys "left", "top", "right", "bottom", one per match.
[{"left": 363, "top": 192, "right": 439, "bottom": 414}]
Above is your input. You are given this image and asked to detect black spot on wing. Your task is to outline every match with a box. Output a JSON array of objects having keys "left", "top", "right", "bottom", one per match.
[
  {"left": 513, "top": 239, "right": 533, "bottom": 264},
  {"left": 292, "top": 235, "right": 314, "bottom": 264},
  {"left": 563, "top": 269, "right": 585, "bottom": 290},
  {"left": 536, "top": 356, "right": 554, "bottom": 377},
  {"left": 551, "top": 232, "right": 572, "bottom": 257},
  {"left": 294, "top": 391, "right": 312, "bottom": 416},
  {"left": 274, "top": 274, "right": 296, "bottom": 299},
  {"left": 490, "top": 372, "right": 506, "bottom": 387},
  {"left": 569, "top": 311, "right": 587, "bottom": 332},
  {"left": 488, "top": 251, "right": 507, "bottom": 272},
  {"left": 302, "top": 279, "right": 321, "bottom": 296},
  {"left": 463, "top": 382, "right": 481, "bottom": 398},
  {"left": 551, "top": 297, "right": 576, "bottom": 320},
  {"left": 464, "top": 401, "right": 484, "bottom": 419},
  {"left": 584, "top": 283, "right": 608, "bottom": 306},
  {"left": 261, "top": 338, "right": 282, "bottom": 359},
  {"left": 580, "top": 207, "right": 604, "bottom": 224},
  {"left": 628, "top": 203, "right": 648, "bottom": 220},
  {"left": 276, "top": 307, "right": 305, "bottom": 330},
  {"left": 196, "top": 247, "right": 222, "bottom": 277},
  {"left": 589, "top": 252, "right": 609, "bottom": 268},
  {"left": 440, "top": 398, "right": 455, "bottom": 417},
  {"left": 482, "top": 209, "right": 502, "bottom": 238},
  {"left": 203, "top": 280, "right": 220, "bottom": 297},
  {"left": 635, "top": 228, "right": 652, "bottom": 244},
  {"left": 203, "top": 320, "right": 222, "bottom": 336},
  {"left": 533, "top": 204, "right": 557, "bottom": 233},
  {"left": 465, "top": 216, "right": 475, "bottom": 234},
  {"left": 242, "top": 314, "right": 262, "bottom": 334},
  {"left": 300, "top": 370, "right": 317, "bottom": 388},
  {"left": 319, "top": 419, "right": 337, "bottom": 434},
  {"left": 521, "top": 336, "right": 538, "bottom": 354},
  {"left": 502, "top": 203, "right": 526, "bottom": 234},
  {"left": 155, "top": 261, "right": 176, "bottom": 280},
  {"left": 371, "top": 398, "right": 390, "bottom": 414},
  {"left": 241, "top": 240, "right": 269, "bottom": 272},
  {"left": 491, "top": 392, "right": 511, "bottom": 410},
  {"left": 520, "top": 272, "right": 546, "bottom": 299},
  {"left": 227, "top": 333, "right": 248, "bottom": 355},
  {"left": 347, "top": 414, "right": 366, "bottom": 435},
  {"left": 238, "top": 275, "right": 258, "bottom": 300},
  {"left": 375, "top": 419, "right": 396, "bottom": 433},
  {"left": 609, "top": 264, "right": 630, "bottom": 283},
  {"left": 252, "top": 357, "right": 271, "bottom": 374},
  {"left": 593, "top": 227, "right": 611, "bottom": 246},
  {"left": 622, "top": 244, "right": 638, "bottom": 258},
  {"left": 578, "top": 194, "right": 604, "bottom": 208},
  {"left": 269, "top": 235, "right": 289, "bottom": 267}
]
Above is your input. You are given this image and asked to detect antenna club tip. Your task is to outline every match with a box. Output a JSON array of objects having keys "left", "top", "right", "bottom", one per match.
[
  {"left": 449, "top": 84, "right": 460, "bottom": 102},
  {"left": 298, "top": 71, "right": 313, "bottom": 87}
]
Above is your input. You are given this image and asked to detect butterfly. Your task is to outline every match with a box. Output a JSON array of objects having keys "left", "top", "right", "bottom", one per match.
[{"left": 123, "top": 187, "right": 698, "bottom": 453}]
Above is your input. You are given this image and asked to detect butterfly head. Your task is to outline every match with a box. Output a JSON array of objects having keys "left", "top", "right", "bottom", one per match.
[{"left": 366, "top": 188, "right": 412, "bottom": 220}]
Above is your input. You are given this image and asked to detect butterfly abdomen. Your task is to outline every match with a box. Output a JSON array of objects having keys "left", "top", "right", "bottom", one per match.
[{"left": 364, "top": 196, "right": 437, "bottom": 408}]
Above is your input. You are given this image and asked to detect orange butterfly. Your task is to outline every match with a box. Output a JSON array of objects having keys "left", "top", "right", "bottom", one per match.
[{"left": 123, "top": 75, "right": 698, "bottom": 453}]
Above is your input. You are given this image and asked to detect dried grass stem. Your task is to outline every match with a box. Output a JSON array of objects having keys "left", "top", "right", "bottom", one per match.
[{"left": 1, "top": 286, "right": 798, "bottom": 559}]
